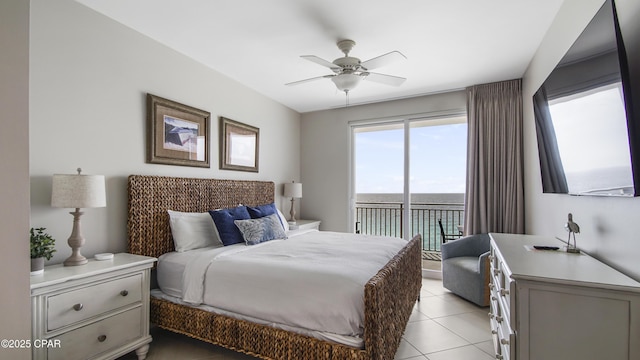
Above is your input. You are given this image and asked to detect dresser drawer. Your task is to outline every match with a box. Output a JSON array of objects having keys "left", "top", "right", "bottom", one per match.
[
  {"left": 47, "top": 274, "right": 142, "bottom": 331},
  {"left": 491, "top": 251, "right": 515, "bottom": 324},
  {"left": 497, "top": 322, "right": 515, "bottom": 360},
  {"left": 490, "top": 315, "right": 501, "bottom": 358},
  {"left": 48, "top": 307, "right": 142, "bottom": 360},
  {"left": 495, "top": 284, "right": 512, "bottom": 327}
]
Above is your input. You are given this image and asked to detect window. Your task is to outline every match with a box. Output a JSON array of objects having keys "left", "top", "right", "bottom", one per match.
[{"left": 352, "top": 115, "right": 467, "bottom": 268}]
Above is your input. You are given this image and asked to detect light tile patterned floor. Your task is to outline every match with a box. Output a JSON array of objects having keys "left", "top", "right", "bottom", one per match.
[{"left": 119, "top": 278, "right": 494, "bottom": 360}]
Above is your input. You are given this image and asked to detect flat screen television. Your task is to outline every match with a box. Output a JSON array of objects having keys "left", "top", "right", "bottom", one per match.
[{"left": 533, "top": 0, "right": 640, "bottom": 196}]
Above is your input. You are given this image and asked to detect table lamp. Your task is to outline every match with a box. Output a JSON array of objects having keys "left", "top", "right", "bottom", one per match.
[
  {"left": 283, "top": 181, "right": 302, "bottom": 224},
  {"left": 51, "top": 168, "right": 106, "bottom": 266}
]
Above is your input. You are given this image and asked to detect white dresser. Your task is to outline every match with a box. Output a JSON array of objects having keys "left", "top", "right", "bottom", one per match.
[
  {"left": 489, "top": 233, "right": 640, "bottom": 360},
  {"left": 30, "top": 253, "right": 156, "bottom": 360}
]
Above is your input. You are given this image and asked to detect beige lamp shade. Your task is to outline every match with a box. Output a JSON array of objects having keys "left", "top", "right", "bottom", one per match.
[
  {"left": 283, "top": 182, "right": 302, "bottom": 199},
  {"left": 51, "top": 173, "right": 106, "bottom": 209}
]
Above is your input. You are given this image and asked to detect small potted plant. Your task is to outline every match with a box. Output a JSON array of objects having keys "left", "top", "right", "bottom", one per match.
[{"left": 30, "top": 227, "right": 56, "bottom": 275}]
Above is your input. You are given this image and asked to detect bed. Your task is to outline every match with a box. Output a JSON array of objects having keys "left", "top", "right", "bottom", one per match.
[{"left": 127, "top": 175, "right": 422, "bottom": 360}]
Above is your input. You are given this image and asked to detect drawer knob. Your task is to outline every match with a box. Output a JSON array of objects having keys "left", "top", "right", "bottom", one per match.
[
  {"left": 488, "top": 312, "right": 495, "bottom": 319},
  {"left": 491, "top": 330, "right": 498, "bottom": 335},
  {"left": 500, "top": 289, "right": 510, "bottom": 296},
  {"left": 496, "top": 315, "right": 504, "bottom": 323},
  {"left": 501, "top": 338, "right": 510, "bottom": 345},
  {"left": 73, "top": 303, "right": 83, "bottom": 311},
  {"left": 97, "top": 335, "right": 107, "bottom": 343},
  {"left": 120, "top": 290, "right": 129, "bottom": 297}
]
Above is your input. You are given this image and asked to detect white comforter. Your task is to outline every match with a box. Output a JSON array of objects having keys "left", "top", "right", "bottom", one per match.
[{"left": 181, "top": 230, "right": 407, "bottom": 337}]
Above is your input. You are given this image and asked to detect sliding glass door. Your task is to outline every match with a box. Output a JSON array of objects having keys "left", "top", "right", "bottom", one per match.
[
  {"left": 353, "top": 122, "right": 405, "bottom": 237},
  {"left": 408, "top": 118, "right": 467, "bottom": 259},
  {"left": 352, "top": 115, "right": 467, "bottom": 270}
]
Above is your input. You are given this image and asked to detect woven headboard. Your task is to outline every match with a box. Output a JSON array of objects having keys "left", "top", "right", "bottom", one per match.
[{"left": 127, "top": 175, "right": 275, "bottom": 259}]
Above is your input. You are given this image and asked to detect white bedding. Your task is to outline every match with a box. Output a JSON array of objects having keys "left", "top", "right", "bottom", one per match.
[
  {"left": 156, "top": 229, "right": 408, "bottom": 342},
  {"left": 156, "top": 229, "right": 315, "bottom": 298}
]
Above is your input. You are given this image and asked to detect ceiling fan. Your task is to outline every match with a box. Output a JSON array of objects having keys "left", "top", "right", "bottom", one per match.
[{"left": 286, "top": 39, "right": 407, "bottom": 94}]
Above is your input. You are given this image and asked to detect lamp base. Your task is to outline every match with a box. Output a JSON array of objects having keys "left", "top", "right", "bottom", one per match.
[
  {"left": 64, "top": 254, "right": 88, "bottom": 266},
  {"left": 63, "top": 209, "right": 88, "bottom": 266},
  {"left": 289, "top": 197, "right": 297, "bottom": 223}
]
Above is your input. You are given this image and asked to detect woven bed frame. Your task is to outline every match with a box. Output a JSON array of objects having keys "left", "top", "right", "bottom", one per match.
[{"left": 127, "top": 175, "right": 422, "bottom": 360}]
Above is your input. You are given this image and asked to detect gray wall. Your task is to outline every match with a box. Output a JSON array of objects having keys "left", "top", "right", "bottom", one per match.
[
  {"left": 300, "top": 91, "right": 466, "bottom": 232},
  {"left": 523, "top": 0, "right": 640, "bottom": 280},
  {"left": 30, "top": 0, "right": 301, "bottom": 265},
  {"left": 0, "top": 0, "right": 31, "bottom": 357}
]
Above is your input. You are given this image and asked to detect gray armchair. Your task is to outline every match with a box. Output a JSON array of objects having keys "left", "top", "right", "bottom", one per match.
[{"left": 441, "top": 233, "right": 491, "bottom": 307}]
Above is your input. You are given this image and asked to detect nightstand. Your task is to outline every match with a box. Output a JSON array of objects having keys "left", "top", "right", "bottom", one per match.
[
  {"left": 289, "top": 219, "right": 321, "bottom": 230},
  {"left": 30, "top": 253, "right": 156, "bottom": 360}
]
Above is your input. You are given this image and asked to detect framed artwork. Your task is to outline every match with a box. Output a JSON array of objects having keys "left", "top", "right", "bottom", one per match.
[
  {"left": 147, "top": 94, "right": 211, "bottom": 167},
  {"left": 219, "top": 117, "right": 259, "bottom": 172}
]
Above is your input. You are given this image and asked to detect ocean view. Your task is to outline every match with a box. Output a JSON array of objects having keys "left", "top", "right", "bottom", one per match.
[
  {"left": 356, "top": 193, "right": 464, "bottom": 205},
  {"left": 355, "top": 193, "right": 465, "bottom": 251}
]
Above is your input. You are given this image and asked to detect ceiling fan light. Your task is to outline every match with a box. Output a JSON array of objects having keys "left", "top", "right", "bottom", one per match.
[{"left": 331, "top": 73, "right": 362, "bottom": 92}]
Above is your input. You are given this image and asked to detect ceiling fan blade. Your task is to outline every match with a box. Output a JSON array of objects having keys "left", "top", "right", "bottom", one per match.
[
  {"left": 301, "top": 55, "right": 340, "bottom": 71},
  {"left": 360, "top": 51, "right": 407, "bottom": 70},
  {"left": 285, "top": 74, "right": 334, "bottom": 86},
  {"left": 363, "top": 72, "right": 406, "bottom": 86}
]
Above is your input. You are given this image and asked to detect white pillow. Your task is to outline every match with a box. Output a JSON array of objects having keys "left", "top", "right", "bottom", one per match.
[
  {"left": 277, "top": 208, "right": 289, "bottom": 232},
  {"left": 168, "top": 210, "right": 222, "bottom": 252}
]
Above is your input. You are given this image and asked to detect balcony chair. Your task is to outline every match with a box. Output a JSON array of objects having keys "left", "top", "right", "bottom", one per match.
[
  {"left": 441, "top": 233, "right": 491, "bottom": 307},
  {"left": 438, "top": 218, "right": 462, "bottom": 243}
]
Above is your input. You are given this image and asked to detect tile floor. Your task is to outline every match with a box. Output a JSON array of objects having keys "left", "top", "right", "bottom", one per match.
[{"left": 119, "top": 278, "right": 494, "bottom": 360}]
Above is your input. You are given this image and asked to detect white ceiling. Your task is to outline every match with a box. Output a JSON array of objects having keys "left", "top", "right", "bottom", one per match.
[{"left": 75, "top": 0, "right": 564, "bottom": 113}]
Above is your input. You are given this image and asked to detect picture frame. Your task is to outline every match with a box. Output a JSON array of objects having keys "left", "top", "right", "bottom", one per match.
[
  {"left": 220, "top": 117, "right": 259, "bottom": 172},
  {"left": 147, "top": 94, "right": 211, "bottom": 168}
]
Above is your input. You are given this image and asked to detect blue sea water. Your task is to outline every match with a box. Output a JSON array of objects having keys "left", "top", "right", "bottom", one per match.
[{"left": 356, "top": 193, "right": 464, "bottom": 205}]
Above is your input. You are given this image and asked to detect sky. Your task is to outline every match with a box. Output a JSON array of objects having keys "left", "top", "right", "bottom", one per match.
[{"left": 355, "top": 121, "right": 467, "bottom": 194}]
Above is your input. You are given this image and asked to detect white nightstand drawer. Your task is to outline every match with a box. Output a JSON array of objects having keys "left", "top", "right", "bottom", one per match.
[
  {"left": 48, "top": 307, "right": 142, "bottom": 360},
  {"left": 47, "top": 273, "right": 142, "bottom": 331},
  {"left": 289, "top": 219, "right": 321, "bottom": 230}
]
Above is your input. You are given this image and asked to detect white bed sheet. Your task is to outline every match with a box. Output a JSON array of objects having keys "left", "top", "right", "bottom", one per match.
[
  {"left": 156, "top": 229, "right": 408, "bottom": 345},
  {"left": 156, "top": 229, "right": 315, "bottom": 298}
]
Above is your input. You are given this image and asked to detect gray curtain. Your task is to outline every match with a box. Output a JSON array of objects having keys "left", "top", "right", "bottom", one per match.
[{"left": 464, "top": 79, "right": 524, "bottom": 235}]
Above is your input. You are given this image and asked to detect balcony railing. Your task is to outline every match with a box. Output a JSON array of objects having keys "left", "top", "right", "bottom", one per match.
[{"left": 355, "top": 201, "right": 464, "bottom": 252}]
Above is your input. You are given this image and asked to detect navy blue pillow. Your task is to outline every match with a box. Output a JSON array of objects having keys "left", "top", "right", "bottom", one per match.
[
  {"left": 246, "top": 202, "right": 277, "bottom": 219},
  {"left": 246, "top": 202, "right": 288, "bottom": 230},
  {"left": 208, "top": 206, "right": 251, "bottom": 246}
]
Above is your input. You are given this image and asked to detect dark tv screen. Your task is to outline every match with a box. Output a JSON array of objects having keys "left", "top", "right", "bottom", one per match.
[{"left": 533, "top": 0, "right": 639, "bottom": 196}]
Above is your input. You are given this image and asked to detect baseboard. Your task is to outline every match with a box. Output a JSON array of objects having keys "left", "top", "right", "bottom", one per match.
[{"left": 422, "top": 268, "right": 442, "bottom": 280}]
